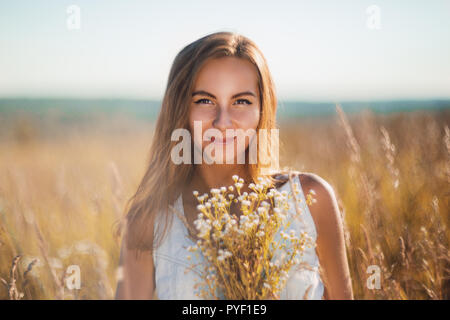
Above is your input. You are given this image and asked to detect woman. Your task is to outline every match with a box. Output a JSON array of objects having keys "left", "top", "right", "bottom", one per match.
[{"left": 114, "top": 31, "right": 353, "bottom": 300}]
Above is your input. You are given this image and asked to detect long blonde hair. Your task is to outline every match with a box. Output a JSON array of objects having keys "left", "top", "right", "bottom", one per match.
[{"left": 114, "top": 31, "right": 280, "bottom": 254}]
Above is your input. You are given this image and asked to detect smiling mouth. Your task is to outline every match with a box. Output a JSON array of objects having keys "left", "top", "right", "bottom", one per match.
[{"left": 210, "top": 136, "right": 236, "bottom": 145}]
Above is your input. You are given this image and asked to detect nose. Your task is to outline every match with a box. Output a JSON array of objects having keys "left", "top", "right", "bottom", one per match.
[{"left": 212, "top": 106, "right": 233, "bottom": 131}]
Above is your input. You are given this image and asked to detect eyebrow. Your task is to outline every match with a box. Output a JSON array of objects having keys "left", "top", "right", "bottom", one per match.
[{"left": 191, "top": 90, "right": 256, "bottom": 99}]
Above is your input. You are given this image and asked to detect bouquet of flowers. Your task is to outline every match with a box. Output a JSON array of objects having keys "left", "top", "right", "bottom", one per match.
[{"left": 179, "top": 174, "right": 316, "bottom": 300}]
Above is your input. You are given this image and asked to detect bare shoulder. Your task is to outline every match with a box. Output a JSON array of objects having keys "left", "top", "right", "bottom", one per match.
[
  {"left": 297, "top": 172, "right": 335, "bottom": 198},
  {"left": 296, "top": 172, "right": 341, "bottom": 235},
  {"left": 295, "top": 172, "right": 353, "bottom": 299}
]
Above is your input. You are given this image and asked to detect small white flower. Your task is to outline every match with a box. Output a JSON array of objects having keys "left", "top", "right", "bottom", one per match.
[
  {"left": 240, "top": 215, "right": 249, "bottom": 223},
  {"left": 244, "top": 222, "right": 252, "bottom": 230},
  {"left": 211, "top": 188, "right": 220, "bottom": 195},
  {"left": 198, "top": 229, "right": 210, "bottom": 238},
  {"left": 275, "top": 196, "right": 283, "bottom": 203},
  {"left": 232, "top": 175, "right": 239, "bottom": 182},
  {"left": 193, "top": 190, "right": 199, "bottom": 197},
  {"left": 187, "top": 245, "right": 198, "bottom": 252},
  {"left": 242, "top": 200, "right": 251, "bottom": 207}
]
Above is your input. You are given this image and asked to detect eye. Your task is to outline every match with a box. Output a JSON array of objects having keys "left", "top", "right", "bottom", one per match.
[
  {"left": 194, "top": 98, "right": 213, "bottom": 105},
  {"left": 234, "top": 99, "right": 252, "bottom": 105}
]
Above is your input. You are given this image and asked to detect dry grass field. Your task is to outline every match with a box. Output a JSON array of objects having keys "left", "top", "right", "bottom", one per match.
[{"left": 0, "top": 107, "right": 449, "bottom": 299}]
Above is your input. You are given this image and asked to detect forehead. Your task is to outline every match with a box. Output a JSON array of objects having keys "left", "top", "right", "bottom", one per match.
[{"left": 193, "top": 57, "right": 259, "bottom": 93}]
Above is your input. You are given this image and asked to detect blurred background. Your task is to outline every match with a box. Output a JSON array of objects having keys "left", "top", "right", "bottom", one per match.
[{"left": 0, "top": 0, "right": 449, "bottom": 299}]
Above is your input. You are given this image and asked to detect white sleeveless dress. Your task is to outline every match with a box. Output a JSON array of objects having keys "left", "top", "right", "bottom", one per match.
[{"left": 152, "top": 174, "right": 324, "bottom": 299}]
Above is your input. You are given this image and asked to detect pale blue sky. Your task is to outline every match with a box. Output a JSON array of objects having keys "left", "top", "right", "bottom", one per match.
[{"left": 0, "top": 0, "right": 449, "bottom": 101}]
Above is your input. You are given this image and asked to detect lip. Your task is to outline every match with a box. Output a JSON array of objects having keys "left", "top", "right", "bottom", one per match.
[{"left": 210, "top": 136, "right": 236, "bottom": 145}]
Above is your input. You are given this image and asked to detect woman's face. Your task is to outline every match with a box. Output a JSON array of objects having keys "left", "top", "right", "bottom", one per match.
[{"left": 188, "top": 57, "right": 261, "bottom": 165}]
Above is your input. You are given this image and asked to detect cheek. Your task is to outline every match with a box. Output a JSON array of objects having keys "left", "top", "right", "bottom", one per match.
[
  {"left": 232, "top": 107, "right": 260, "bottom": 149},
  {"left": 238, "top": 105, "right": 260, "bottom": 130},
  {"left": 188, "top": 106, "right": 213, "bottom": 148},
  {"left": 188, "top": 107, "right": 202, "bottom": 133},
  {"left": 189, "top": 106, "right": 215, "bottom": 126}
]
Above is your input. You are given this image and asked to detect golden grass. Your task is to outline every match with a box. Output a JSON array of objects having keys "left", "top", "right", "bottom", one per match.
[{"left": 0, "top": 108, "right": 448, "bottom": 299}]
